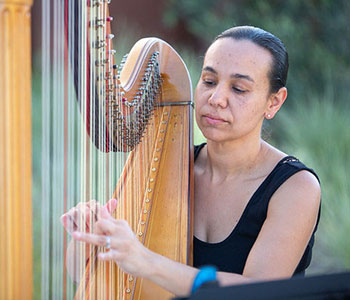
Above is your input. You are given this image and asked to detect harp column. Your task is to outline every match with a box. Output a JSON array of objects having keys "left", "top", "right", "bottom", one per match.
[{"left": 0, "top": 0, "right": 33, "bottom": 299}]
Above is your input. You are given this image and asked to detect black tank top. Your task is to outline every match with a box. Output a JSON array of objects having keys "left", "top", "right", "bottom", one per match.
[{"left": 193, "top": 143, "right": 320, "bottom": 276}]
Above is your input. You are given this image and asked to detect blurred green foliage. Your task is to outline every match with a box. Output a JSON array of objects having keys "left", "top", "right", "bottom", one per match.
[
  {"left": 31, "top": 60, "right": 42, "bottom": 300},
  {"left": 163, "top": 0, "right": 350, "bottom": 107},
  {"left": 273, "top": 95, "right": 350, "bottom": 272}
]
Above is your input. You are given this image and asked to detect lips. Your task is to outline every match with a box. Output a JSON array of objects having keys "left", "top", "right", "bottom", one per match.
[{"left": 203, "top": 114, "right": 227, "bottom": 125}]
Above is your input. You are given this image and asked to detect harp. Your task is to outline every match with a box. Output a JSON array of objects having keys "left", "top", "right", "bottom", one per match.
[{"left": 1, "top": 0, "right": 194, "bottom": 299}]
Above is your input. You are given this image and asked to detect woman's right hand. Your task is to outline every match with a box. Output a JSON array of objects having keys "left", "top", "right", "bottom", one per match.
[
  {"left": 60, "top": 199, "right": 118, "bottom": 235},
  {"left": 60, "top": 199, "right": 118, "bottom": 282}
]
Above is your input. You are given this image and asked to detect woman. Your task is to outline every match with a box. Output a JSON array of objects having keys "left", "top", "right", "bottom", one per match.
[{"left": 61, "top": 26, "right": 321, "bottom": 296}]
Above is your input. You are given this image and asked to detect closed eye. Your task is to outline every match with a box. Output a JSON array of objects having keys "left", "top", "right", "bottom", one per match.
[
  {"left": 232, "top": 86, "right": 246, "bottom": 93},
  {"left": 203, "top": 79, "right": 216, "bottom": 86}
]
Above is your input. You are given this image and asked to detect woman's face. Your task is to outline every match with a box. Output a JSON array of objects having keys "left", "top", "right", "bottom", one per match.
[{"left": 195, "top": 38, "right": 274, "bottom": 143}]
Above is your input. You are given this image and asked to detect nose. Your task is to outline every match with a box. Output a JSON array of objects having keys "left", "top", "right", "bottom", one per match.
[{"left": 208, "top": 84, "right": 228, "bottom": 109}]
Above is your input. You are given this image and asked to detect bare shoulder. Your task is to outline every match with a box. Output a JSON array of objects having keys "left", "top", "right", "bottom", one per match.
[
  {"left": 285, "top": 169, "right": 320, "bottom": 191},
  {"left": 269, "top": 169, "right": 321, "bottom": 221},
  {"left": 263, "top": 142, "right": 321, "bottom": 210}
]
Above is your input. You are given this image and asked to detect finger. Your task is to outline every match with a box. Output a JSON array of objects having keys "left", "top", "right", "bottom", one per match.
[
  {"left": 60, "top": 214, "right": 67, "bottom": 227},
  {"left": 60, "top": 214, "right": 70, "bottom": 231},
  {"left": 89, "top": 200, "right": 102, "bottom": 216},
  {"left": 72, "top": 231, "right": 109, "bottom": 248},
  {"left": 98, "top": 249, "right": 119, "bottom": 261},
  {"left": 76, "top": 202, "right": 84, "bottom": 210},
  {"left": 85, "top": 206, "right": 97, "bottom": 232},
  {"left": 86, "top": 199, "right": 96, "bottom": 208},
  {"left": 100, "top": 205, "right": 113, "bottom": 220},
  {"left": 85, "top": 202, "right": 103, "bottom": 231},
  {"left": 94, "top": 218, "right": 118, "bottom": 236},
  {"left": 105, "top": 198, "right": 118, "bottom": 213},
  {"left": 61, "top": 213, "right": 77, "bottom": 234},
  {"left": 74, "top": 208, "right": 86, "bottom": 231},
  {"left": 84, "top": 207, "right": 91, "bottom": 231}
]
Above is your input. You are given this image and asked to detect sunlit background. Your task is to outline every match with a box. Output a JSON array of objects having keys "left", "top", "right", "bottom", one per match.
[{"left": 30, "top": 0, "right": 350, "bottom": 297}]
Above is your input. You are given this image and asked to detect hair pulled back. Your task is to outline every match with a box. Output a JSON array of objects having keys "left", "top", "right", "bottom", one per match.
[{"left": 215, "top": 26, "right": 288, "bottom": 93}]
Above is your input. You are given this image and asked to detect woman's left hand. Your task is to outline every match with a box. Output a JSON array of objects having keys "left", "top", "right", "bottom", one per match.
[{"left": 72, "top": 205, "right": 153, "bottom": 278}]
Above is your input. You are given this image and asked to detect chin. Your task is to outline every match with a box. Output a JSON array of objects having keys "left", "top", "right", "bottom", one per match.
[{"left": 200, "top": 127, "right": 230, "bottom": 143}]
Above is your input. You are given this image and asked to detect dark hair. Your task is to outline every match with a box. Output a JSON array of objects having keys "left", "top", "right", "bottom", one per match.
[{"left": 214, "top": 26, "right": 289, "bottom": 93}]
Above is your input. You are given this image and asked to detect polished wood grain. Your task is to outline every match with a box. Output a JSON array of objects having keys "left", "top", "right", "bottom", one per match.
[{"left": 0, "top": 0, "right": 33, "bottom": 299}]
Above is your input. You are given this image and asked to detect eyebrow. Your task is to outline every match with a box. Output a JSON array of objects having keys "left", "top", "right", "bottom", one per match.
[{"left": 202, "top": 66, "right": 255, "bottom": 83}]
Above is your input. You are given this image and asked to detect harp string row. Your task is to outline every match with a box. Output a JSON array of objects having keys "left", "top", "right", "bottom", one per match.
[
  {"left": 40, "top": 0, "right": 196, "bottom": 298},
  {"left": 41, "top": 0, "right": 164, "bottom": 299}
]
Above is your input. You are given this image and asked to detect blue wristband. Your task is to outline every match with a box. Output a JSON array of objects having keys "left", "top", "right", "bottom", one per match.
[{"left": 191, "top": 266, "right": 217, "bottom": 293}]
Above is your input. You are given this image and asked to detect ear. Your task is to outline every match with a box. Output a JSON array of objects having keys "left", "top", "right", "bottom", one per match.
[{"left": 264, "top": 87, "right": 287, "bottom": 119}]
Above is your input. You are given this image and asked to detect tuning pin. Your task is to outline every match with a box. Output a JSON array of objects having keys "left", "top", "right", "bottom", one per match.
[
  {"left": 95, "top": 18, "right": 105, "bottom": 28},
  {"left": 93, "top": 0, "right": 104, "bottom": 7}
]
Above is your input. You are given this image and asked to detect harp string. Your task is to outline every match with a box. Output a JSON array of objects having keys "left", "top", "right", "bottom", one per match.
[
  {"left": 41, "top": 0, "right": 51, "bottom": 298},
  {"left": 67, "top": 0, "right": 76, "bottom": 298},
  {"left": 72, "top": 0, "right": 83, "bottom": 297},
  {"left": 96, "top": 1, "right": 102, "bottom": 295},
  {"left": 82, "top": 0, "right": 88, "bottom": 295},
  {"left": 106, "top": 1, "right": 114, "bottom": 294},
  {"left": 53, "top": 0, "right": 62, "bottom": 297},
  {"left": 89, "top": 0, "right": 96, "bottom": 293}
]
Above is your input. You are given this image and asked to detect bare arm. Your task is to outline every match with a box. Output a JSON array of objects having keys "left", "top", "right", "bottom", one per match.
[
  {"left": 72, "top": 170, "right": 320, "bottom": 296},
  {"left": 243, "top": 171, "right": 320, "bottom": 279}
]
